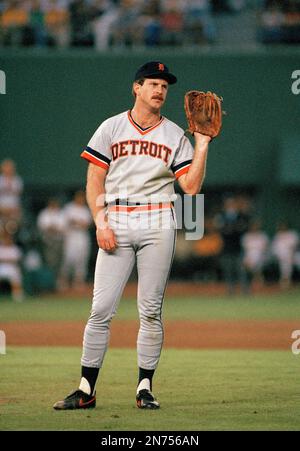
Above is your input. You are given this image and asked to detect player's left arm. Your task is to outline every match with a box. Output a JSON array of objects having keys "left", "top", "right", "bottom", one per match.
[{"left": 177, "top": 132, "right": 211, "bottom": 195}]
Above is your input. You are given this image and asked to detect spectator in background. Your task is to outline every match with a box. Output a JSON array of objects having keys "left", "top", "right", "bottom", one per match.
[
  {"left": 110, "top": 0, "right": 142, "bottom": 47},
  {"left": 45, "top": 0, "right": 69, "bottom": 47},
  {"left": 172, "top": 229, "right": 194, "bottom": 280},
  {"left": 27, "top": 0, "right": 47, "bottom": 47},
  {"left": 183, "top": 0, "right": 216, "bottom": 45},
  {"left": 241, "top": 219, "right": 269, "bottom": 293},
  {"left": 271, "top": 221, "right": 299, "bottom": 289},
  {"left": 192, "top": 217, "right": 223, "bottom": 281},
  {"left": 91, "top": 0, "right": 119, "bottom": 50},
  {"left": 139, "top": 0, "right": 162, "bottom": 47},
  {"left": 69, "top": 0, "right": 94, "bottom": 46},
  {"left": 260, "top": 0, "right": 284, "bottom": 43},
  {"left": 214, "top": 195, "right": 250, "bottom": 295},
  {"left": 0, "top": 0, "right": 29, "bottom": 46},
  {"left": 19, "top": 0, "right": 49, "bottom": 47},
  {"left": 0, "top": 231, "right": 24, "bottom": 301},
  {"left": 282, "top": 0, "right": 300, "bottom": 43},
  {"left": 37, "top": 198, "right": 66, "bottom": 285},
  {"left": 59, "top": 190, "right": 92, "bottom": 290},
  {"left": 160, "top": 0, "right": 184, "bottom": 46},
  {"left": 236, "top": 194, "right": 254, "bottom": 220},
  {"left": 0, "top": 158, "right": 23, "bottom": 233}
]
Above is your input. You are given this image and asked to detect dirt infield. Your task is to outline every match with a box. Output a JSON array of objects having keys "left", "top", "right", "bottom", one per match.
[{"left": 3, "top": 319, "right": 297, "bottom": 350}]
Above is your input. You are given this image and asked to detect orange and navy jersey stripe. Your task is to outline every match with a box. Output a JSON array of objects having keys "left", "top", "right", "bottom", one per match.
[
  {"left": 81, "top": 146, "right": 111, "bottom": 171},
  {"left": 127, "top": 111, "right": 164, "bottom": 136},
  {"left": 171, "top": 160, "right": 192, "bottom": 179}
]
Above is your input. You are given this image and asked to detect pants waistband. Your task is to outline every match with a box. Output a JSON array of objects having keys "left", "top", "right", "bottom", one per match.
[{"left": 107, "top": 201, "right": 173, "bottom": 213}]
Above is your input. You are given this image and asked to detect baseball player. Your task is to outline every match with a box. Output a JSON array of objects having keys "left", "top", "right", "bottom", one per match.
[
  {"left": 53, "top": 61, "right": 212, "bottom": 411},
  {"left": 0, "top": 159, "right": 23, "bottom": 223},
  {"left": 0, "top": 232, "right": 23, "bottom": 302},
  {"left": 241, "top": 220, "right": 269, "bottom": 292},
  {"left": 37, "top": 198, "right": 66, "bottom": 281},
  {"left": 271, "top": 222, "right": 299, "bottom": 289},
  {"left": 59, "top": 191, "right": 92, "bottom": 290}
]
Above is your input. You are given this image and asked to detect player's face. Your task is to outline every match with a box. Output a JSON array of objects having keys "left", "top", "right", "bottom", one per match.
[{"left": 136, "top": 78, "right": 168, "bottom": 111}]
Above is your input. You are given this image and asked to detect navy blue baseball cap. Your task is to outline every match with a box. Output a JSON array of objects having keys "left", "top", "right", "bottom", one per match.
[{"left": 134, "top": 61, "right": 177, "bottom": 85}]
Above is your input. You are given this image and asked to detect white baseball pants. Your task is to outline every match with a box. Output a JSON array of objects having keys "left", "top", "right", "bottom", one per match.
[{"left": 81, "top": 208, "right": 176, "bottom": 370}]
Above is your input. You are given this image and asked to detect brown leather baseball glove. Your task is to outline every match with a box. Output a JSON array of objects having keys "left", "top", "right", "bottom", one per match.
[{"left": 184, "top": 91, "right": 223, "bottom": 138}]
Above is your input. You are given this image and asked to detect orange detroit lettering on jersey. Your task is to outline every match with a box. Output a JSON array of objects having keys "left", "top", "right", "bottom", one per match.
[{"left": 111, "top": 140, "right": 173, "bottom": 165}]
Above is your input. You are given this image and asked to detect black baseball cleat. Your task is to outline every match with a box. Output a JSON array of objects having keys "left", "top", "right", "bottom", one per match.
[
  {"left": 136, "top": 389, "right": 160, "bottom": 409},
  {"left": 53, "top": 389, "right": 96, "bottom": 410}
]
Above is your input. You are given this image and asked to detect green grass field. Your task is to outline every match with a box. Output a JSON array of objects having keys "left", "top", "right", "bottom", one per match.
[
  {"left": 1, "top": 348, "right": 299, "bottom": 431},
  {"left": 1, "top": 289, "right": 300, "bottom": 321},
  {"left": 1, "top": 289, "right": 300, "bottom": 431}
]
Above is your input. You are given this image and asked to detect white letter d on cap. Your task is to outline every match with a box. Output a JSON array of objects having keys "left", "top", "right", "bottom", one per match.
[{"left": 0, "top": 70, "right": 6, "bottom": 94}]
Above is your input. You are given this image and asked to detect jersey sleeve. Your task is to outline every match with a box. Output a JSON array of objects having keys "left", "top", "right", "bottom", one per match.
[
  {"left": 171, "top": 135, "right": 193, "bottom": 179},
  {"left": 80, "top": 120, "right": 112, "bottom": 171}
]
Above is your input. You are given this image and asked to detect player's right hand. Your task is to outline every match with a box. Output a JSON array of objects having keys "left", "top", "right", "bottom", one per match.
[{"left": 96, "top": 226, "right": 118, "bottom": 252}]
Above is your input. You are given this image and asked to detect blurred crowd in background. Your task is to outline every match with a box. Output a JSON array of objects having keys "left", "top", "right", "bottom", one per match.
[
  {"left": 1, "top": 158, "right": 300, "bottom": 301},
  {"left": 1, "top": 0, "right": 300, "bottom": 50}
]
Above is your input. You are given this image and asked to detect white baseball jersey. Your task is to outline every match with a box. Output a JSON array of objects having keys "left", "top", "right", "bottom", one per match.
[
  {"left": 61, "top": 202, "right": 92, "bottom": 281},
  {"left": 0, "top": 244, "right": 22, "bottom": 284},
  {"left": 0, "top": 175, "right": 23, "bottom": 209},
  {"left": 63, "top": 202, "right": 92, "bottom": 232},
  {"left": 242, "top": 231, "right": 269, "bottom": 269},
  {"left": 37, "top": 207, "right": 66, "bottom": 234},
  {"left": 81, "top": 110, "right": 194, "bottom": 203},
  {"left": 62, "top": 202, "right": 92, "bottom": 254},
  {"left": 0, "top": 244, "right": 22, "bottom": 265},
  {"left": 272, "top": 231, "right": 299, "bottom": 259}
]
